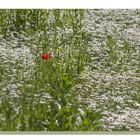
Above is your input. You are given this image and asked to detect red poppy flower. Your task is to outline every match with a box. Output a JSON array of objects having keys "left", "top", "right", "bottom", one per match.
[{"left": 41, "top": 53, "right": 50, "bottom": 60}]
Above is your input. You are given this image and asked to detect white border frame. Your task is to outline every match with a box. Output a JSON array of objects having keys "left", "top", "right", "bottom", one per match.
[{"left": 0, "top": 0, "right": 140, "bottom": 8}]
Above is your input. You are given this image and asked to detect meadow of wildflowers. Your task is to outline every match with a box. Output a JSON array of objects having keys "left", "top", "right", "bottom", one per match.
[
  {"left": 0, "top": 9, "right": 139, "bottom": 131},
  {"left": 83, "top": 9, "right": 140, "bottom": 131}
]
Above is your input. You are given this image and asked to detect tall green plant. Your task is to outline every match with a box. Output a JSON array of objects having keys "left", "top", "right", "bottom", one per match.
[{"left": 0, "top": 10, "right": 102, "bottom": 131}]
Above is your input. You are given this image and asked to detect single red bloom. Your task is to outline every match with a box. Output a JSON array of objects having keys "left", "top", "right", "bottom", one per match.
[{"left": 41, "top": 53, "right": 50, "bottom": 60}]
